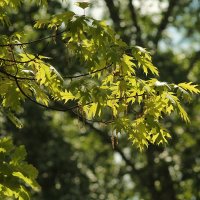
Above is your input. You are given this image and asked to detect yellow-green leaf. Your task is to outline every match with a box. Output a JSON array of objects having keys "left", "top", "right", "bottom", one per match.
[
  {"left": 61, "top": 90, "right": 75, "bottom": 103},
  {"left": 178, "top": 82, "right": 200, "bottom": 94},
  {"left": 88, "top": 102, "right": 98, "bottom": 119}
]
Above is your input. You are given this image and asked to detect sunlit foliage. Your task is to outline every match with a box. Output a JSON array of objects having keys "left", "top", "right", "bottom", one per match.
[{"left": 0, "top": 0, "right": 199, "bottom": 198}]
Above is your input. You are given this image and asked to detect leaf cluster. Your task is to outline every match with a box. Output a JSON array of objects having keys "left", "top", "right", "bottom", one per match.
[
  {"left": 0, "top": 137, "right": 40, "bottom": 199},
  {"left": 0, "top": 4, "right": 199, "bottom": 151}
]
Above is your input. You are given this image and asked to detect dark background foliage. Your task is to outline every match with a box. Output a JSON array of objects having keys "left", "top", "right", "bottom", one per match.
[{"left": 1, "top": 0, "right": 200, "bottom": 199}]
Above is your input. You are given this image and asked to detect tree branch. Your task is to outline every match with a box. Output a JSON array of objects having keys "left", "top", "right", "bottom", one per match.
[
  {"left": 0, "top": 68, "right": 35, "bottom": 80},
  {"left": 68, "top": 109, "right": 139, "bottom": 172},
  {"left": 104, "top": 0, "right": 121, "bottom": 32},
  {"left": 0, "top": 57, "right": 37, "bottom": 64},
  {"left": 128, "top": 0, "right": 143, "bottom": 46},
  {"left": 104, "top": 0, "right": 129, "bottom": 43},
  {"left": 63, "top": 63, "right": 113, "bottom": 79},
  {"left": 0, "top": 30, "right": 65, "bottom": 47},
  {"left": 154, "top": 0, "right": 178, "bottom": 48},
  {"left": 0, "top": 63, "right": 113, "bottom": 81},
  {"left": 15, "top": 78, "right": 81, "bottom": 112},
  {"left": 5, "top": 68, "right": 143, "bottom": 120}
]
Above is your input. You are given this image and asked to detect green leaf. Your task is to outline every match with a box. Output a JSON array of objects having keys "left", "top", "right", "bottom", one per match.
[
  {"left": 132, "top": 48, "right": 159, "bottom": 76},
  {"left": 87, "top": 102, "right": 98, "bottom": 119},
  {"left": 35, "top": 62, "right": 50, "bottom": 85},
  {"left": 75, "top": 2, "right": 91, "bottom": 9},
  {"left": 6, "top": 111, "right": 23, "bottom": 129},
  {"left": 12, "top": 172, "right": 39, "bottom": 191},
  {"left": 166, "top": 92, "right": 190, "bottom": 122},
  {"left": 121, "top": 54, "right": 136, "bottom": 75},
  {"left": 61, "top": 90, "right": 75, "bottom": 103},
  {"left": 155, "top": 128, "right": 171, "bottom": 145},
  {"left": 10, "top": 145, "right": 27, "bottom": 164},
  {"left": 177, "top": 103, "right": 190, "bottom": 123},
  {"left": 178, "top": 82, "right": 200, "bottom": 94},
  {"left": 107, "top": 100, "right": 119, "bottom": 117},
  {"left": 0, "top": 137, "right": 40, "bottom": 198}
]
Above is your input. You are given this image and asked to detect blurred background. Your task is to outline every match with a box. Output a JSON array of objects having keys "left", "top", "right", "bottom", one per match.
[{"left": 1, "top": 0, "right": 200, "bottom": 199}]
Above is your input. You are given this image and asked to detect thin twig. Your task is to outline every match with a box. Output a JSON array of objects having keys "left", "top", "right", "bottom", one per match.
[
  {"left": 0, "top": 68, "right": 35, "bottom": 80},
  {"left": 0, "top": 57, "right": 37, "bottom": 64},
  {"left": 63, "top": 63, "right": 113, "bottom": 79},
  {"left": 7, "top": 44, "right": 80, "bottom": 112},
  {"left": 0, "top": 30, "right": 65, "bottom": 47}
]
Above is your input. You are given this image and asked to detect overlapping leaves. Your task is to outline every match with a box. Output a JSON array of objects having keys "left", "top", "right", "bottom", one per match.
[
  {"left": 0, "top": 137, "right": 40, "bottom": 199},
  {"left": 0, "top": 3, "right": 199, "bottom": 153}
]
